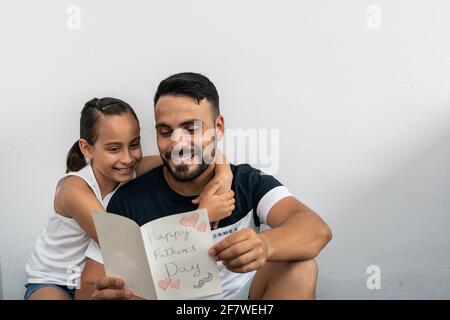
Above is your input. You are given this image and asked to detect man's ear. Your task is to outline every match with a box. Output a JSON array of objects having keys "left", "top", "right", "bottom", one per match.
[
  {"left": 79, "top": 138, "right": 93, "bottom": 161},
  {"left": 215, "top": 115, "right": 225, "bottom": 141}
]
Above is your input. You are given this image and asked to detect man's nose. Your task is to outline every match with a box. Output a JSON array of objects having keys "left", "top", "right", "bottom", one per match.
[{"left": 171, "top": 128, "right": 191, "bottom": 149}]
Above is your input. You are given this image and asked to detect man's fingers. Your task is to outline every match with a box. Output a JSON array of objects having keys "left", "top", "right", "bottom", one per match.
[
  {"left": 214, "top": 238, "right": 254, "bottom": 262},
  {"left": 92, "top": 288, "right": 133, "bottom": 300},
  {"left": 223, "top": 249, "right": 260, "bottom": 268},
  {"left": 95, "top": 277, "right": 125, "bottom": 290},
  {"left": 209, "top": 228, "right": 253, "bottom": 256},
  {"left": 93, "top": 277, "right": 133, "bottom": 300},
  {"left": 225, "top": 259, "right": 261, "bottom": 274},
  {"left": 212, "top": 221, "right": 220, "bottom": 229}
]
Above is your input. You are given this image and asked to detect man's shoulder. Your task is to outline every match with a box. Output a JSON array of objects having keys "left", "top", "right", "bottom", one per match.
[
  {"left": 231, "top": 163, "right": 262, "bottom": 176},
  {"left": 230, "top": 163, "right": 275, "bottom": 182},
  {"left": 230, "top": 163, "right": 283, "bottom": 195}
]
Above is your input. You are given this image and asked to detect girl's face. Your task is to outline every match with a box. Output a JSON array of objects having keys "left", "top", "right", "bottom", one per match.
[{"left": 86, "top": 113, "right": 142, "bottom": 184}]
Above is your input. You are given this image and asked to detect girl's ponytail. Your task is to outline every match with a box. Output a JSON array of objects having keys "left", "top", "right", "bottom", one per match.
[{"left": 65, "top": 140, "right": 86, "bottom": 173}]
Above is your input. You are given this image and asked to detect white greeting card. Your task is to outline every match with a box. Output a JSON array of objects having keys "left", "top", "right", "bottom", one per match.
[{"left": 93, "top": 208, "right": 222, "bottom": 299}]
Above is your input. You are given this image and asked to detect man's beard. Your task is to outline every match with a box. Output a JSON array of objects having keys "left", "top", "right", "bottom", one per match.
[{"left": 161, "top": 146, "right": 215, "bottom": 182}]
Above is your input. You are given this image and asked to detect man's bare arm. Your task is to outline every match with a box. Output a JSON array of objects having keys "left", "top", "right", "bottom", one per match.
[
  {"left": 260, "top": 196, "right": 332, "bottom": 261},
  {"left": 75, "top": 258, "right": 133, "bottom": 300},
  {"left": 211, "top": 196, "right": 332, "bottom": 273}
]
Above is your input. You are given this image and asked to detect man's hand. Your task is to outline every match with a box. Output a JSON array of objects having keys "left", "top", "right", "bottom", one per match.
[
  {"left": 91, "top": 276, "right": 133, "bottom": 300},
  {"left": 208, "top": 228, "right": 270, "bottom": 273}
]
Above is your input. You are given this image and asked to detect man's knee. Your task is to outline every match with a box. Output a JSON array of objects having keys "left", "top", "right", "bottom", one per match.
[
  {"left": 288, "top": 259, "right": 318, "bottom": 298},
  {"left": 294, "top": 258, "right": 318, "bottom": 280},
  {"left": 251, "top": 259, "right": 318, "bottom": 299}
]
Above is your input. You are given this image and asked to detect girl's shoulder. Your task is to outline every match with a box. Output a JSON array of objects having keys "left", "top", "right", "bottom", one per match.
[
  {"left": 57, "top": 174, "right": 91, "bottom": 193},
  {"left": 54, "top": 175, "right": 96, "bottom": 216},
  {"left": 55, "top": 164, "right": 97, "bottom": 200}
]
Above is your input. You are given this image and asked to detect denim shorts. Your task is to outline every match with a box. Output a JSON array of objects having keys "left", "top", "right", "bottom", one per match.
[{"left": 24, "top": 283, "right": 76, "bottom": 300}]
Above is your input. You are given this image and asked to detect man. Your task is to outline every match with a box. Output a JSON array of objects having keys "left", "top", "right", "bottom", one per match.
[{"left": 76, "top": 72, "right": 332, "bottom": 300}]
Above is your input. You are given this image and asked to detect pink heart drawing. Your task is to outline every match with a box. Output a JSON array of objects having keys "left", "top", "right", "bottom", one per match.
[
  {"left": 158, "top": 278, "right": 172, "bottom": 291},
  {"left": 180, "top": 212, "right": 199, "bottom": 228},
  {"left": 170, "top": 279, "right": 181, "bottom": 289},
  {"left": 196, "top": 222, "right": 208, "bottom": 232}
]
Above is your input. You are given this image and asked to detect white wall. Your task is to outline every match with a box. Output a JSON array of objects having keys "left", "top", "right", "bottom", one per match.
[{"left": 1, "top": 0, "right": 449, "bottom": 299}]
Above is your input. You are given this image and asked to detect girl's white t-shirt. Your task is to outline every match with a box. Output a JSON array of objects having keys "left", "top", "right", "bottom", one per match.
[{"left": 25, "top": 162, "right": 120, "bottom": 287}]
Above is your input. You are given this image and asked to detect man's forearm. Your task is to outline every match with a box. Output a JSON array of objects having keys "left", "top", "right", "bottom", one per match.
[
  {"left": 260, "top": 210, "right": 332, "bottom": 261},
  {"left": 75, "top": 281, "right": 95, "bottom": 300}
]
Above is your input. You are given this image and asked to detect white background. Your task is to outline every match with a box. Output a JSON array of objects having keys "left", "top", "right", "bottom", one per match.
[{"left": 0, "top": 0, "right": 449, "bottom": 299}]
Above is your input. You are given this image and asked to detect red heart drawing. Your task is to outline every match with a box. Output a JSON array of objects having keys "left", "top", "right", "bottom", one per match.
[
  {"left": 196, "top": 222, "right": 208, "bottom": 232},
  {"left": 170, "top": 279, "right": 181, "bottom": 289},
  {"left": 180, "top": 212, "right": 199, "bottom": 227},
  {"left": 158, "top": 278, "right": 172, "bottom": 291}
]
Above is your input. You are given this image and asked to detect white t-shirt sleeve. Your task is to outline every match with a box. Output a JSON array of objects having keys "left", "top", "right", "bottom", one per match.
[
  {"left": 85, "top": 239, "right": 104, "bottom": 264},
  {"left": 256, "top": 186, "right": 293, "bottom": 225}
]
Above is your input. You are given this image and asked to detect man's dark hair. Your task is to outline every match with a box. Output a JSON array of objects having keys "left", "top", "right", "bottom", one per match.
[{"left": 154, "top": 72, "right": 220, "bottom": 118}]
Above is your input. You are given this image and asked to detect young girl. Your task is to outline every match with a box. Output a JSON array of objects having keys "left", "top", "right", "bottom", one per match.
[{"left": 24, "top": 97, "right": 234, "bottom": 300}]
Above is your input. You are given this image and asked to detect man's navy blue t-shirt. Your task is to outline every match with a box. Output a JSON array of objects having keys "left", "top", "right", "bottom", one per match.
[
  {"left": 106, "top": 164, "right": 288, "bottom": 230},
  {"left": 103, "top": 163, "right": 293, "bottom": 299}
]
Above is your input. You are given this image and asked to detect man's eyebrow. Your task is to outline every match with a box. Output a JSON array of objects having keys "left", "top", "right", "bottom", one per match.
[
  {"left": 155, "top": 123, "right": 172, "bottom": 129},
  {"left": 155, "top": 119, "right": 204, "bottom": 129},
  {"left": 179, "top": 119, "right": 204, "bottom": 127}
]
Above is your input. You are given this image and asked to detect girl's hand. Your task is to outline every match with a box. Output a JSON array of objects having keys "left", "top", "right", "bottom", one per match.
[
  {"left": 192, "top": 181, "right": 235, "bottom": 229},
  {"left": 192, "top": 150, "right": 234, "bottom": 229},
  {"left": 213, "top": 149, "right": 233, "bottom": 192}
]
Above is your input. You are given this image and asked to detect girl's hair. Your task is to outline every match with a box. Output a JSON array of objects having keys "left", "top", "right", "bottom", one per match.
[{"left": 66, "top": 97, "right": 139, "bottom": 173}]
